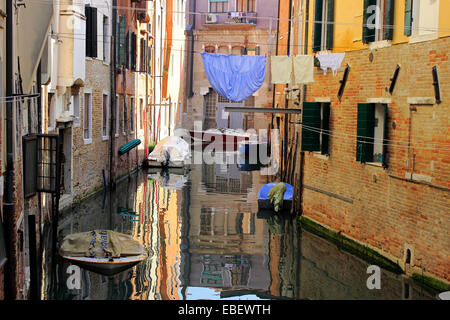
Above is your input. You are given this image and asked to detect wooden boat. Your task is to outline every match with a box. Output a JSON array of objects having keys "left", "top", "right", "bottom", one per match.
[
  {"left": 61, "top": 254, "right": 147, "bottom": 276},
  {"left": 257, "top": 183, "right": 294, "bottom": 212},
  {"left": 60, "top": 230, "right": 147, "bottom": 276}
]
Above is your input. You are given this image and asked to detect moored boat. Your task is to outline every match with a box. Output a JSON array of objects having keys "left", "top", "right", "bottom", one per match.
[{"left": 257, "top": 183, "right": 294, "bottom": 212}]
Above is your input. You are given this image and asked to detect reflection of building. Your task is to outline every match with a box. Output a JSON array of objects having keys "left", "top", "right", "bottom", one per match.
[{"left": 181, "top": 163, "right": 270, "bottom": 294}]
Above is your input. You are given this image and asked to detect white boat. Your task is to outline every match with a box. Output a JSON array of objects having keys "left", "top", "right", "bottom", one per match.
[
  {"left": 60, "top": 230, "right": 147, "bottom": 276},
  {"left": 147, "top": 136, "right": 191, "bottom": 168},
  {"left": 61, "top": 254, "right": 147, "bottom": 276}
]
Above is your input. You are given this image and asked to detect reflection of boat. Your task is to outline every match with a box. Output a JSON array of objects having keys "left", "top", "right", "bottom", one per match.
[
  {"left": 146, "top": 136, "right": 191, "bottom": 168},
  {"left": 147, "top": 168, "right": 190, "bottom": 190},
  {"left": 257, "top": 183, "right": 294, "bottom": 212},
  {"left": 190, "top": 128, "right": 255, "bottom": 151},
  {"left": 59, "top": 230, "right": 147, "bottom": 276}
]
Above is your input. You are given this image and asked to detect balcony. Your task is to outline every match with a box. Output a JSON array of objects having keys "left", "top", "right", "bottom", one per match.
[{"left": 203, "top": 11, "right": 257, "bottom": 30}]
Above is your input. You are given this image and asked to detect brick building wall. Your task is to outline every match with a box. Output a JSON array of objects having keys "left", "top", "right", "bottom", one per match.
[{"left": 299, "top": 37, "right": 450, "bottom": 283}]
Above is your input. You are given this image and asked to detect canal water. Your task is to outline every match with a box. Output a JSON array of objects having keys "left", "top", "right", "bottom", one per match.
[{"left": 41, "top": 155, "right": 432, "bottom": 300}]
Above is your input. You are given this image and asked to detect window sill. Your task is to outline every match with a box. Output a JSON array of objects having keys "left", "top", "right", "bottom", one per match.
[
  {"left": 115, "top": 133, "right": 119, "bottom": 138},
  {"left": 84, "top": 138, "right": 92, "bottom": 145},
  {"left": 404, "top": 172, "right": 432, "bottom": 183},
  {"left": 365, "top": 162, "right": 383, "bottom": 168},
  {"left": 409, "top": 33, "right": 438, "bottom": 44},
  {"left": 369, "top": 40, "right": 391, "bottom": 50},
  {"left": 312, "top": 152, "right": 329, "bottom": 160},
  {"left": 407, "top": 97, "right": 435, "bottom": 105},
  {"left": 102, "top": 136, "right": 109, "bottom": 141}
]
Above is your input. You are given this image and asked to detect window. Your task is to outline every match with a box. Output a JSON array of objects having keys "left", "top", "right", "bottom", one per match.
[
  {"left": 236, "top": 0, "right": 256, "bottom": 12},
  {"left": 356, "top": 103, "right": 388, "bottom": 165},
  {"left": 72, "top": 93, "right": 81, "bottom": 127},
  {"left": 85, "top": 5, "right": 98, "bottom": 58},
  {"left": 209, "top": 0, "right": 228, "bottom": 13},
  {"left": 122, "top": 95, "right": 127, "bottom": 135},
  {"left": 103, "top": 15, "right": 109, "bottom": 62},
  {"left": 404, "top": 0, "right": 438, "bottom": 38},
  {"left": 204, "top": 45, "right": 216, "bottom": 53},
  {"left": 362, "top": 0, "right": 394, "bottom": 44},
  {"left": 84, "top": 92, "right": 92, "bottom": 143},
  {"left": 102, "top": 93, "right": 109, "bottom": 139},
  {"left": 115, "top": 94, "right": 119, "bottom": 137},
  {"left": 139, "top": 98, "right": 144, "bottom": 130},
  {"left": 313, "top": 0, "right": 334, "bottom": 52},
  {"left": 301, "top": 102, "right": 330, "bottom": 155},
  {"left": 117, "top": 15, "right": 127, "bottom": 66},
  {"left": 130, "top": 96, "right": 135, "bottom": 133}
]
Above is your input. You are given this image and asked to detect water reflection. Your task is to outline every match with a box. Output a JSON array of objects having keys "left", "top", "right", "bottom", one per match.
[{"left": 41, "top": 158, "right": 433, "bottom": 300}]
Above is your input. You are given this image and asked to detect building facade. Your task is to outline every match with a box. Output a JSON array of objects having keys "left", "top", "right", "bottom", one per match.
[
  {"left": 183, "top": 0, "right": 279, "bottom": 133},
  {"left": 284, "top": 0, "right": 450, "bottom": 285}
]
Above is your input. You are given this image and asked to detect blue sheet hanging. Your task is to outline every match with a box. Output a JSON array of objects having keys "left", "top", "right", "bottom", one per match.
[{"left": 201, "top": 52, "right": 267, "bottom": 102}]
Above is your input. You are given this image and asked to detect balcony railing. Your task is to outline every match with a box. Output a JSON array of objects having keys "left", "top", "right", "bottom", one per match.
[{"left": 203, "top": 11, "right": 257, "bottom": 26}]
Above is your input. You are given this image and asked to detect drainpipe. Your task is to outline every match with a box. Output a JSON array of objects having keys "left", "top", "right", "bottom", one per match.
[
  {"left": 3, "top": 0, "right": 16, "bottom": 300},
  {"left": 110, "top": 0, "right": 117, "bottom": 190}
]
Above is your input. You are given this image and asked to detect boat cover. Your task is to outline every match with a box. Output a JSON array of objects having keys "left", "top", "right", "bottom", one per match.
[
  {"left": 148, "top": 136, "right": 191, "bottom": 163},
  {"left": 258, "top": 183, "right": 293, "bottom": 200},
  {"left": 59, "top": 230, "right": 145, "bottom": 258}
]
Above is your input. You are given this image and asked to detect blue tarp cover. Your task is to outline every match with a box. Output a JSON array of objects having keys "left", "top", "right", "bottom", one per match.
[
  {"left": 201, "top": 52, "right": 267, "bottom": 102},
  {"left": 258, "top": 183, "right": 294, "bottom": 200}
]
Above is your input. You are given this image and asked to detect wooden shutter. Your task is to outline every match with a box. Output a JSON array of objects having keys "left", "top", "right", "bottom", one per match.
[
  {"left": 384, "top": 0, "right": 395, "bottom": 40},
  {"left": 118, "top": 16, "right": 127, "bottom": 66},
  {"left": 126, "top": 31, "right": 130, "bottom": 69},
  {"left": 356, "top": 103, "right": 375, "bottom": 162},
  {"left": 301, "top": 102, "right": 321, "bottom": 152},
  {"left": 404, "top": 0, "right": 413, "bottom": 36},
  {"left": 382, "top": 104, "right": 389, "bottom": 168},
  {"left": 313, "top": 0, "right": 323, "bottom": 52},
  {"left": 326, "top": 0, "right": 334, "bottom": 50},
  {"left": 85, "top": 6, "right": 92, "bottom": 57},
  {"left": 321, "top": 103, "right": 331, "bottom": 155},
  {"left": 131, "top": 32, "right": 137, "bottom": 71},
  {"left": 362, "top": 0, "right": 377, "bottom": 44},
  {"left": 91, "top": 7, "right": 98, "bottom": 58}
]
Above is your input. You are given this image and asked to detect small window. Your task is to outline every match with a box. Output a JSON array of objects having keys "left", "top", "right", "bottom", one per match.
[
  {"left": 84, "top": 92, "right": 92, "bottom": 143},
  {"left": 72, "top": 93, "right": 81, "bottom": 127},
  {"left": 139, "top": 98, "right": 144, "bottom": 130},
  {"left": 356, "top": 103, "right": 388, "bottom": 165},
  {"left": 209, "top": 0, "right": 228, "bottom": 13},
  {"left": 236, "top": 0, "right": 256, "bottom": 12},
  {"left": 301, "top": 102, "right": 331, "bottom": 155},
  {"left": 122, "top": 95, "right": 127, "bottom": 135},
  {"left": 103, "top": 15, "right": 109, "bottom": 62},
  {"left": 102, "top": 93, "right": 109, "bottom": 139},
  {"left": 130, "top": 96, "right": 135, "bottom": 133}
]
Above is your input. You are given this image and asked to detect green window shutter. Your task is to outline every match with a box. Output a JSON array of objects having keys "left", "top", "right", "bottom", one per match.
[
  {"left": 301, "top": 102, "right": 321, "bottom": 152},
  {"left": 326, "top": 0, "right": 335, "bottom": 50},
  {"left": 321, "top": 103, "right": 331, "bottom": 155},
  {"left": 404, "top": 0, "right": 413, "bottom": 36},
  {"left": 362, "top": 0, "right": 377, "bottom": 44},
  {"left": 126, "top": 31, "right": 130, "bottom": 69},
  {"left": 131, "top": 32, "right": 137, "bottom": 71},
  {"left": 85, "top": 6, "right": 92, "bottom": 57},
  {"left": 313, "top": 0, "right": 323, "bottom": 52},
  {"left": 384, "top": 0, "right": 395, "bottom": 40},
  {"left": 118, "top": 15, "right": 127, "bottom": 66},
  {"left": 382, "top": 104, "right": 389, "bottom": 168},
  {"left": 356, "top": 103, "right": 375, "bottom": 162}
]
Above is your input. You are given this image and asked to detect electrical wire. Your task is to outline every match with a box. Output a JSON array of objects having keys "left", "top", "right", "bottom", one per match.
[{"left": 25, "top": 0, "right": 450, "bottom": 33}]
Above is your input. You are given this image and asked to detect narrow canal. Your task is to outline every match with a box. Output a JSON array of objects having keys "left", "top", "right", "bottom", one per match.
[{"left": 41, "top": 154, "right": 433, "bottom": 300}]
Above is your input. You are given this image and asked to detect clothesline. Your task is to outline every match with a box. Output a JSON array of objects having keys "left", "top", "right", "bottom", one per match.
[{"left": 28, "top": 0, "right": 450, "bottom": 33}]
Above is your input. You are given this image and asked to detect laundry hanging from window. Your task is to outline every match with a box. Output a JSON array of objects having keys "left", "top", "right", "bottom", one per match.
[
  {"left": 316, "top": 52, "right": 345, "bottom": 75},
  {"left": 201, "top": 52, "right": 267, "bottom": 102},
  {"left": 270, "top": 55, "right": 315, "bottom": 85}
]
